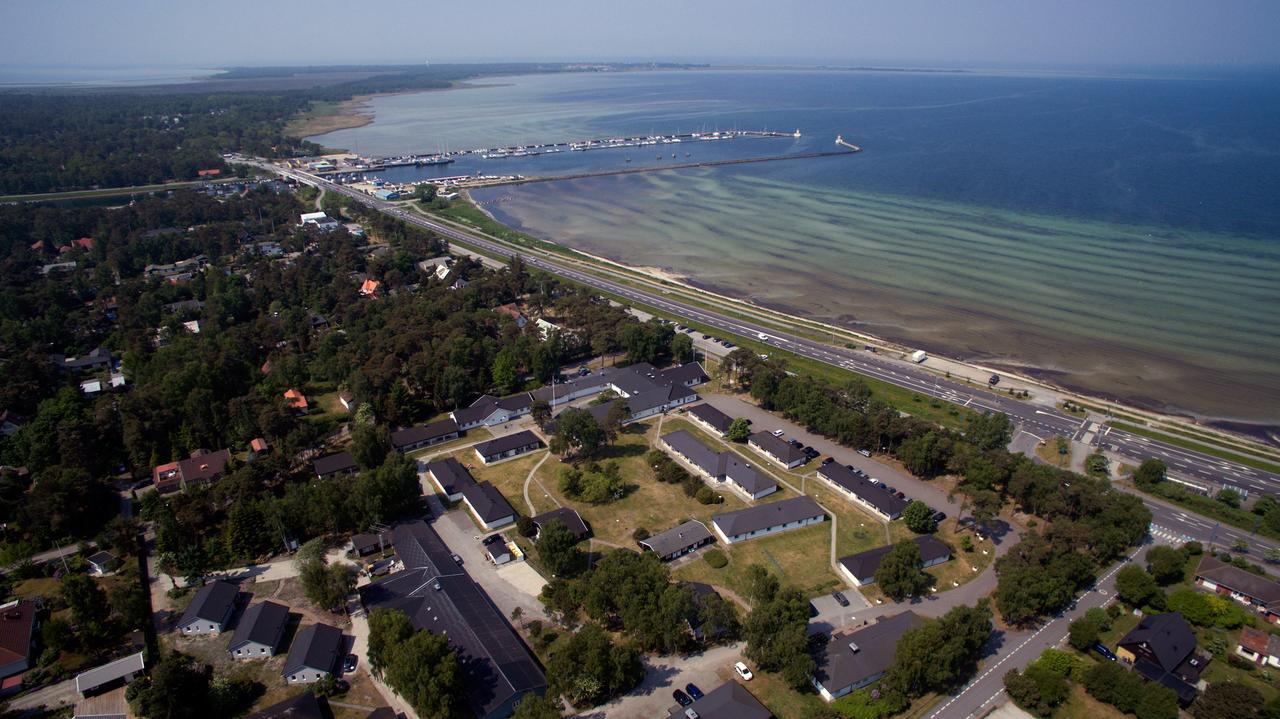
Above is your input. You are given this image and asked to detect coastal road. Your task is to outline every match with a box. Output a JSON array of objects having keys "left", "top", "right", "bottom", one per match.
[{"left": 260, "top": 162, "right": 1280, "bottom": 510}]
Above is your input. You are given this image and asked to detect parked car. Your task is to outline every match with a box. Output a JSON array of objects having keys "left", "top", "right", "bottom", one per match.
[
  {"left": 342, "top": 654, "right": 358, "bottom": 673},
  {"left": 1093, "top": 642, "right": 1118, "bottom": 661},
  {"left": 832, "top": 591, "right": 850, "bottom": 607},
  {"left": 723, "top": 341, "right": 735, "bottom": 348},
  {"left": 876, "top": 481, "right": 887, "bottom": 489},
  {"left": 858, "top": 449, "right": 872, "bottom": 457},
  {"left": 820, "top": 457, "right": 835, "bottom": 466},
  {"left": 673, "top": 689, "right": 693, "bottom": 707},
  {"left": 932, "top": 511, "right": 947, "bottom": 523},
  {"left": 989, "top": 374, "right": 1000, "bottom": 386},
  {"left": 787, "top": 438, "right": 802, "bottom": 447},
  {"left": 685, "top": 710, "right": 700, "bottom": 719},
  {"left": 734, "top": 661, "right": 754, "bottom": 681},
  {"left": 701, "top": 334, "right": 710, "bottom": 339},
  {"left": 895, "top": 491, "right": 906, "bottom": 500},
  {"left": 771, "top": 429, "right": 785, "bottom": 437},
  {"left": 686, "top": 683, "right": 705, "bottom": 700}
]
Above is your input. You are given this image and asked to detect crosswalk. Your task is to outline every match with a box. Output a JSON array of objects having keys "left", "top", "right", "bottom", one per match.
[{"left": 1149, "top": 523, "right": 1194, "bottom": 545}]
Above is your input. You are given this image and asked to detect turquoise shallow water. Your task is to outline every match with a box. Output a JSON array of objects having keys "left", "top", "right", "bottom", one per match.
[{"left": 311, "top": 70, "right": 1280, "bottom": 425}]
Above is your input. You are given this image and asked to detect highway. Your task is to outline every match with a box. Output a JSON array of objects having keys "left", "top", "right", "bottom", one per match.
[{"left": 266, "top": 162, "right": 1280, "bottom": 544}]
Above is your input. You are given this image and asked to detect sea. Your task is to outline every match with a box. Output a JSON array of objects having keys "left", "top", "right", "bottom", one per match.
[{"left": 308, "top": 69, "right": 1280, "bottom": 431}]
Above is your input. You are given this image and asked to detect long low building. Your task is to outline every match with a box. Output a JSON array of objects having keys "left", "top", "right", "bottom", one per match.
[
  {"left": 748, "top": 431, "right": 808, "bottom": 469},
  {"left": 640, "top": 520, "right": 715, "bottom": 561},
  {"left": 837, "top": 536, "right": 953, "bottom": 586},
  {"left": 474, "top": 430, "right": 543, "bottom": 465},
  {"left": 660, "top": 430, "right": 777, "bottom": 501},
  {"left": 686, "top": 403, "right": 735, "bottom": 436},
  {"left": 359, "top": 522, "right": 546, "bottom": 718},
  {"left": 711, "top": 496, "right": 826, "bottom": 544},
  {"left": 813, "top": 612, "right": 924, "bottom": 701},
  {"left": 815, "top": 462, "right": 908, "bottom": 521},
  {"left": 1194, "top": 555, "right": 1280, "bottom": 623},
  {"left": 390, "top": 417, "right": 461, "bottom": 452},
  {"left": 425, "top": 457, "right": 517, "bottom": 530}
]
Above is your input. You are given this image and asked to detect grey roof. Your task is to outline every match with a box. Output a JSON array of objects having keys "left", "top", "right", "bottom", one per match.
[
  {"left": 86, "top": 550, "right": 116, "bottom": 566},
  {"left": 688, "top": 403, "right": 734, "bottom": 434},
  {"left": 390, "top": 418, "right": 459, "bottom": 450},
  {"left": 817, "top": 463, "right": 909, "bottom": 517},
  {"left": 426, "top": 457, "right": 476, "bottom": 495},
  {"left": 452, "top": 401, "right": 503, "bottom": 426},
  {"left": 532, "top": 507, "right": 590, "bottom": 541},
  {"left": 749, "top": 431, "right": 808, "bottom": 464},
  {"left": 179, "top": 579, "right": 238, "bottom": 627},
  {"left": 528, "top": 372, "right": 611, "bottom": 403},
  {"left": 667, "top": 681, "right": 772, "bottom": 719},
  {"left": 75, "top": 651, "right": 145, "bottom": 694},
  {"left": 461, "top": 482, "right": 516, "bottom": 524},
  {"left": 838, "top": 536, "right": 953, "bottom": 583},
  {"left": 496, "top": 394, "right": 533, "bottom": 413},
  {"left": 712, "top": 496, "right": 825, "bottom": 537},
  {"left": 1118, "top": 612, "right": 1197, "bottom": 672},
  {"left": 814, "top": 612, "right": 924, "bottom": 694},
  {"left": 663, "top": 430, "right": 722, "bottom": 476},
  {"left": 1195, "top": 556, "right": 1280, "bottom": 609},
  {"left": 641, "top": 520, "right": 714, "bottom": 558},
  {"left": 719, "top": 454, "right": 776, "bottom": 496},
  {"left": 474, "top": 430, "right": 542, "bottom": 458},
  {"left": 245, "top": 692, "right": 326, "bottom": 719},
  {"left": 313, "top": 451, "right": 357, "bottom": 476},
  {"left": 229, "top": 601, "right": 290, "bottom": 652},
  {"left": 662, "top": 430, "right": 777, "bottom": 497},
  {"left": 660, "top": 362, "right": 709, "bottom": 387},
  {"left": 358, "top": 522, "right": 546, "bottom": 718},
  {"left": 282, "top": 623, "right": 343, "bottom": 677}
]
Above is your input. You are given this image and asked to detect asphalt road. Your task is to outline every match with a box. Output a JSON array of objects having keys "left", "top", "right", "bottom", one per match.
[{"left": 259, "top": 162, "right": 1278, "bottom": 503}]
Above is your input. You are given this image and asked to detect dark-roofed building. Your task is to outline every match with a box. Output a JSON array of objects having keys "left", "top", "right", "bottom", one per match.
[
  {"left": 390, "top": 418, "right": 461, "bottom": 453},
  {"left": 0, "top": 601, "right": 37, "bottom": 680},
  {"left": 177, "top": 448, "right": 231, "bottom": 487},
  {"left": 531, "top": 508, "right": 590, "bottom": 542},
  {"left": 747, "top": 432, "right": 808, "bottom": 469},
  {"left": 712, "top": 496, "right": 826, "bottom": 544},
  {"left": 639, "top": 520, "right": 715, "bottom": 561},
  {"left": 474, "top": 431, "right": 542, "bottom": 465},
  {"left": 86, "top": 551, "right": 116, "bottom": 576},
  {"left": 659, "top": 430, "right": 777, "bottom": 501},
  {"left": 51, "top": 346, "right": 113, "bottom": 373},
  {"left": 245, "top": 692, "right": 327, "bottom": 719},
  {"left": 1116, "top": 612, "right": 1208, "bottom": 705},
  {"left": 351, "top": 532, "right": 393, "bottom": 557},
  {"left": 683, "top": 582, "right": 733, "bottom": 644},
  {"left": 660, "top": 362, "right": 709, "bottom": 388},
  {"left": 74, "top": 652, "right": 145, "bottom": 697},
  {"left": 687, "top": 403, "right": 734, "bottom": 436},
  {"left": 229, "top": 601, "right": 290, "bottom": 660},
  {"left": 461, "top": 482, "right": 516, "bottom": 530},
  {"left": 1194, "top": 555, "right": 1280, "bottom": 623},
  {"left": 837, "top": 536, "right": 953, "bottom": 587},
  {"left": 451, "top": 394, "right": 534, "bottom": 431},
  {"left": 816, "top": 463, "right": 908, "bottom": 521},
  {"left": 178, "top": 580, "right": 239, "bottom": 635},
  {"left": 427, "top": 457, "right": 475, "bottom": 501},
  {"left": 483, "top": 534, "right": 514, "bottom": 565},
  {"left": 313, "top": 451, "right": 358, "bottom": 479},
  {"left": 665, "top": 681, "right": 771, "bottom": 719},
  {"left": 813, "top": 612, "right": 925, "bottom": 701},
  {"left": 359, "top": 522, "right": 546, "bottom": 718},
  {"left": 283, "top": 623, "right": 344, "bottom": 684}
]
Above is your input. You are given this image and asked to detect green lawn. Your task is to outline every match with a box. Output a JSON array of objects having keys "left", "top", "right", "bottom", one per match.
[
  {"left": 675, "top": 522, "right": 839, "bottom": 599},
  {"left": 433, "top": 446, "right": 548, "bottom": 519},
  {"left": 1056, "top": 683, "right": 1127, "bottom": 719}
]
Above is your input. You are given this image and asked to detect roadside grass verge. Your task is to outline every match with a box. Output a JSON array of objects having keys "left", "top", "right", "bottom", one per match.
[{"left": 1111, "top": 422, "right": 1280, "bottom": 474}]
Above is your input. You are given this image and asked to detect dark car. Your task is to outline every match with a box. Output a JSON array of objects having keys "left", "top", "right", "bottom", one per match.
[
  {"left": 787, "top": 438, "right": 801, "bottom": 447},
  {"left": 1093, "top": 642, "right": 1118, "bottom": 661},
  {"left": 895, "top": 491, "right": 906, "bottom": 499},
  {"left": 673, "top": 689, "right": 693, "bottom": 707},
  {"left": 342, "top": 654, "right": 358, "bottom": 673},
  {"left": 701, "top": 334, "right": 710, "bottom": 340},
  {"left": 820, "top": 457, "right": 834, "bottom": 466},
  {"left": 686, "top": 682, "right": 705, "bottom": 700},
  {"left": 832, "top": 591, "right": 850, "bottom": 607},
  {"left": 932, "top": 511, "right": 947, "bottom": 523},
  {"left": 989, "top": 374, "right": 1000, "bottom": 386},
  {"left": 723, "top": 341, "right": 735, "bottom": 348}
]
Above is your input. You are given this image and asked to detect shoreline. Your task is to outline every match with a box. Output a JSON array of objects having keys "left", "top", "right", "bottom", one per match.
[
  {"left": 291, "top": 80, "right": 510, "bottom": 142},
  {"left": 470, "top": 196, "right": 1278, "bottom": 443}
]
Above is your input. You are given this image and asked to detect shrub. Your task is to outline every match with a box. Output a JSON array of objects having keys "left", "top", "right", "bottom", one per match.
[
  {"left": 704, "top": 549, "right": 728, "bottom": 569},
  {"left": 1183, "top": 540, "right": 1203, "bottom": 555},
  {"left": 696, "top": 487, "right": 716, "bottom": 505},
  {"left": 632, "top": 527, "right": 650, "bottom": 542},
  {"left": 517, "top": 516, "right": 536, "bottom": 538}
]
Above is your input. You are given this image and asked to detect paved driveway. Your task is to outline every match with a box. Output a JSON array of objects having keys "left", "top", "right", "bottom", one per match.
[
  {"left": 430, "top": 510, "right": 550, "bottom": 625},
  {"left": 579, "top": 642, "right": 746, "bottom": 719},
  {"left": 7, "top": 676, "right": 78, "bottom": 714}
]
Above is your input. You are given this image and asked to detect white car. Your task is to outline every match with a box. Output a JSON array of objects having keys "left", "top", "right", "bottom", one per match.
[
  {"left": 770, "top": 429, "right": 785, "bottom": 437},
  {"left": 734, "top": 661, "right": 753, "bottom": 681}
]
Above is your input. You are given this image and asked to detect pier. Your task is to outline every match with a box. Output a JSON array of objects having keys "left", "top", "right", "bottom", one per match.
[{"left": 836, "top": 134, "right": 862, "bottom": 152}]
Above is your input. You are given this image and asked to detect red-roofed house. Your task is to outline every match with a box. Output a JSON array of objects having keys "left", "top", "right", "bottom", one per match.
[
  {"left": 260, "top": 360, "right": 272, "bottom": 375},
  {"left": 249, "top": 438, "right": 270, "bottom": 460},
  {"left": 153, "top": 461, "right": 182, "bottom": 493},
  {"left": 72, "top": 237, "right": 94, "bottom": 251},
  {"left": 28, "top": 240, "right": 44, "bottom": 253},
  {"left": 0, "top": 600, "right": 38, "bottom": 681},
  {"left": 197, "top": 169, "right": 222, "bottom": 177},
  {"left": 359, "top": 279, "right": 381, "bottom": 297},
  {"left": 284, "top": 389, "right": 309, "bottom": 412},
  {"left": 494, "top": 303, "right": 529, "bottom": 328},
  {"left": 153, "top": 449, "right": 231, "bottom": 493}
]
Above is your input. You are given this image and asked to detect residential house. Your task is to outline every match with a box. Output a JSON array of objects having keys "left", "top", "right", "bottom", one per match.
[
  {"left": 74, "top": 652, "right": 145, "bottom": 697},
  {"left": 249, "top": 438, "right": 270, "bottom": 460},
  {"left": 474, "top": 431, "right": 543, "bottom": 465},
  {"left": 747, "top": 432, "right": 808, "bottom": 469},
  {"left": 682, "top": 582, "right": 732, "bottom": 644},
  {"left": 711, "top": 496, "right": 826, "bottom": 544},
  {"left": 460, "top": 482, "right": 517, "bottom": 530},
  {"left": 837, "top": 536, "right": 953, "bottom": 587},
  {"left": 359, "top": 278, "right": 381, "bottom": 297},
  {"left": 229, "top": 601, "right": 290, "bottom": 660},
  {"left": 153, "top": 448, "right": 232, "bottom": 493},
  {"left": 72, "top": 688, "right": 128, "bottom": 719},
  {"left": 815, "top": 463, "right": 908, "bottom": 521},
  {"left": 390, "top": 418, "right": 461, "bottom": 453},
  {"left": 338, "top": 391, "right": 355, "bottom": 411},
  {"left": 86, "top": 551, "right": 117, "bottom": 576},
  {"left": 313, "top": 452, "right": 358, "bottom": 479},
  {"left": 0, "top": 601, "right": 38, "bottom": 681},
  {"left": 80, "top": 379, "right": 103, "bottom": 395},
  {"left": 687, "top": 403, "right": 734, "bottom": 436},
  {"left": 664, "top": 681, "right": 772, "bottom": 719},
  {"left": 1194, "top": 555, "right": 1280, "bottom": 623},
  {"left": 531, "top": 508, "right": 590, "bottom": 543},
  {"left": 1116, "top": 612, "right": 1209, "bottom": 705},
  {"left": 639, "top": 520, "right": 715, "bottom": 561},
  {"left": 426, "top": 458, "right": 474, "bottom": 501},
  {"left": 483, "top": 534, "right": 514, "bottom": 565},
  {"left": 358, "top": 521, "right": 546, "bottom": 718},
  {"left": 417, "top": 256, "right": 452, "bottom": 279},
  {"left": 660, "top": 430, "right": 778, "bottom": 501},
  {"left": 451, "top": 393, "right": 534, "bottom": 430},
  {"left": 351, "top": 532, "right": 393, "bottom": 557},
  {"left": 1237, "top": 626, "right": 1280, "bottom": 668},
  {"left": 535, "top": 318, "right": 560, "bottom": 340},
  {"left": 283, "top": 623, "right": 344, "bottom": 684},
  {"left": 284, "top": 388, "right": 309, "bottom": 412},
  {"left": 177, "top": 580, "right": 240, "bottom": 635},
  {"left": 493, "top": 303, "right": 528, "bottom": 328},
  {"left": 0, "top": 410, "right": 23, "bottom": 437},
  {"left": 50, "top": 346, "right": 113, "bottom": 373},
  {"left": 813, "top": 612, "right": 925, "bottom": 701}
]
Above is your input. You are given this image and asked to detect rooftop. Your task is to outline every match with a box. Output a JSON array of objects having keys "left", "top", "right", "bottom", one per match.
[
  {"left": 179, "top": 579, "right": 238, "bottom": 627},
  {"left": 229, "top": 601, "right": 290, "bottom": 652},
  {"left": 1196, "top": 555, "right": 1280, "bottom": 608},
  {"left": 389, "top": 417, "right": 459, "bottom": 450},
  {"left": 426, "top": 457, "right": 476, "bottom": 495},
  {"left": 75, "top": 651, "right": 145, "bottom": 695},
  {"left": 641, "top": 520, "right": 714, "bottom": 558},
  {"left": 283, "top": 623, "right": 343, "bottom": 677},
  {"left": 474, "top": 430, "right": 541, "bottom": 458},
  {"left": 817, "top": 463, "right": 909, "bottom": 517},
  {"left": 814, "top": 612, "right": 925, "bottom": 694},
  {"left": 687, "top": 403, "right": 734, "bottom": 433},
  {"left": 0, "top": 600, "right": 36, "bottom": 669},
  {"left": 313, "top": 451, "right": 357, "bottom": 476},
  {"left": 666, "top": 681, "right": 771, "bottom": 719},
  {"left": 712, "top": 496, "right": 825, "bottom": 537},
  {"left": 838, "top": 536, "right": 952, "bottom": 583},
  {"left": 748, "top": 431, "right": 808, "bottom": 464},
  {"left": 532, "top": 507, "right": 590, "bottom": 541}
]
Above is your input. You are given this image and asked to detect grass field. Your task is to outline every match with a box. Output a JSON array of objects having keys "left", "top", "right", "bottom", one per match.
[
  {"left": 1056, "top": 683, "right": 1127, "bottom": 719},
  {"left": 432, "top": 446, "right": 549, "bottom": 519},
  {"left": 675, "top": 522, "right": 838, "bottom": 599}
]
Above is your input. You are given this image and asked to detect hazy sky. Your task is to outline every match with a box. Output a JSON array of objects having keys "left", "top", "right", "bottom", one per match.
[{"left": 5, "top": 0, "right": 1279, "bottom": 70}]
